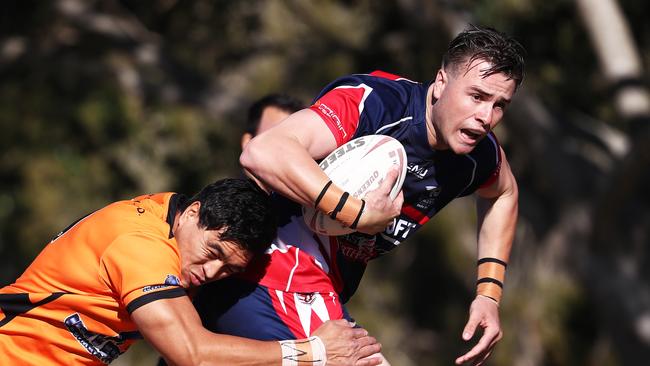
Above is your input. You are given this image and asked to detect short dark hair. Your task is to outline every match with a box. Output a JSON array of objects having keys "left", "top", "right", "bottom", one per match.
[
  {"left": 179, "top": 179, "right": 276, "bottom": 255},
  {"left": 245, "top": 94, "right": 304, "bottom": 135},
  {"left": 442, "top": 24, "right": 526, "bottom": 88}
]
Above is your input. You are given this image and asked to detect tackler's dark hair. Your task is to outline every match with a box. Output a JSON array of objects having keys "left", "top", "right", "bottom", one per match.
[{"left": 179, "top": 178, "right": 276, "bottom": 255}]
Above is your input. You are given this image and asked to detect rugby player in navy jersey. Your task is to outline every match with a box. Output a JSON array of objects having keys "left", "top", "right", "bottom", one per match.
[{"left": 199, "top": 25, "right": 525, "bottom": 366}]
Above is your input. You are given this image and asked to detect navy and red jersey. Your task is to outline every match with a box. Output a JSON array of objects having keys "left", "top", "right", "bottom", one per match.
[{"left": 241, "top": 71, "right": 501, "bottom": 302}]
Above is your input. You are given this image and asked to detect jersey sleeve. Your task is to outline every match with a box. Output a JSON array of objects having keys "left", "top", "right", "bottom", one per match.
[
  {"left": 99, "top": 233, "right": 185, "bottom": 314},
  {"left": 478, "top": 132, "right": 502, "bottom": 188},
  {"left": 309, "top": 83, "right": 374, "bottom": 147}
]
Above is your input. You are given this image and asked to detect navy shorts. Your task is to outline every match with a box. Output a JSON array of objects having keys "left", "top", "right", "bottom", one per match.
[{"left": 193, "top": 277, "right": 353, "bottom": 340}]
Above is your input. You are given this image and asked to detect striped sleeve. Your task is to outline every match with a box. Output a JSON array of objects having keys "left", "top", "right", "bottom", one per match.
[
  {"left": 99, "top": 233, "right": 185, "bottom": 313},
  {"left": 309, "top": 83, "right": 374, "bottom": 147}
]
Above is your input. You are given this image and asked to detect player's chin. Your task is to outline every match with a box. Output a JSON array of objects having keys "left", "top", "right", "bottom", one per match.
[
  {"left": 179, "top": 272, "right": 194, "bottom": 288},
  {"left": 451, "top": 143, "right": 477, "bottom": 155}
]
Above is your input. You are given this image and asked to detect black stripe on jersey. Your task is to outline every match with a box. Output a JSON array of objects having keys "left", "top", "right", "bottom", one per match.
[
  {"left": 51, "top": 212, "right": 94, "bottom": 243},
  {"left": 0, "top": 292, "right": 65, "bottom": 327},
  {"left": 167, "top": 193, "right": 178, "bottom": 238},
  {"left": 126, "top": 287, "right": 187, "bottom": 314}
]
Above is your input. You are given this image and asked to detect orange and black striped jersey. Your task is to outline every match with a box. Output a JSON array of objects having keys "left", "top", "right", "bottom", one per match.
[{"left": 0, "top": 192, "right": 187, "bottom": 365}]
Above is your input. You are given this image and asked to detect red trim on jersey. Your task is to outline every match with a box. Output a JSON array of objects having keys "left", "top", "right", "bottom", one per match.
[
  {"left": 309, "top": 86, "right": 367, "bottom": 146},
  {"left": 369, "top": 70, "right": 402, "bottom": 80},
  {"left": 479, "top": 132, "right": 502, "bottom": 188},
  {"left": 402, "top": 204, "right": 431, "bottom": 225}
]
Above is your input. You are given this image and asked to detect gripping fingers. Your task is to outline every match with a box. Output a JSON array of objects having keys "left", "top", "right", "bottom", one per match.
[
  {"left": 356, "top": 356, "right": 383, "bottom": 366},
  {"left": 357, "top": 342, "right": 382, "bottom": 360},
  {"left": 355, "top": 335, "right": 378, "bottom": 349},
  {"left": 378, "top": 167, "right": 399, "bottom": 195},
  {"left": 356, "top": 355, "right": 383, "bottom": 366},
  {"left": 455, "top": 329, "right": 497, "bottom": 365},
  {"left": 351, "top": 327, "right": 370, "bottom": 338},
  {"left": 392, "top": 190, "right": 404, "bottom": 210}
]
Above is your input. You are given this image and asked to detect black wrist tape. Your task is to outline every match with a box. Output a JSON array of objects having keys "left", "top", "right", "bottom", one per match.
[
  {"left": 314, "top": 180, "right": 333, "bottom": 208},
  {"left": 330, "top": 192, "right": 350, "bottom": 220}
]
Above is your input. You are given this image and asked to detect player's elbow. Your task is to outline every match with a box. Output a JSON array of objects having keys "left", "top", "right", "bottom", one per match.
[
  {"left": 504, "top": 170, "right": 519, "bottom": 201},
  {"left": 158, "top": 337, "right": 208, "bottom": 366},
  {"left": 239, "top": 136, "right": 268, "bottom": 174}
]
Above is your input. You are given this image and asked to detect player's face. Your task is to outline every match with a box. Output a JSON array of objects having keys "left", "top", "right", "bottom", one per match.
[
  {"left": 241, "top": 106, "right": 291, "bottom": 149},
  {"left": 257, "top": 106, "right": 291, "bottom": 134},
  {"left": 430, "top": 59, "right": 516, "bottom": 155},
  {"left": 174, "top": 202, "right": 252, "bottom": 288}
]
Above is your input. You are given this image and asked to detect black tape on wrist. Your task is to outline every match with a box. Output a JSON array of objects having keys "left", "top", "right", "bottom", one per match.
[
  {"left": 477, "top": 257, "right": 508, "bottom": 267},
  {"left": 349, "top": 199, "right": 365, "bottom": 230},
  {"left": 330, "top": 192, "right": 349, "bottom": 220},
  {"left": 314, "top": 180, "right": 333, "bottom": 208},
  {"left": 477, "top": 277, "right": 504, "bottom": 288}
]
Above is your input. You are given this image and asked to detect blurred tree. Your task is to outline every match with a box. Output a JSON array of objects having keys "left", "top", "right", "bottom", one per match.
[{"left": 1, "top": 0, "right": 648, "bottom": 365}]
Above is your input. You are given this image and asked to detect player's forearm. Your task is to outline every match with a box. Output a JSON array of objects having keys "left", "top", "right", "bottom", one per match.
[
  {"left": 240, "top": 133, "right": 330, "bottom": 206},
  {"left": 169, "top": 331, "right": 282, "bottom": 366},
  {"left": 474, "top": 177, "right": 518, "bottom": 304},
  {"left": 476, "top": 184, "right": 517, "bottom": 261},
  {"left": 475, "top": 153, "right": 518, "bottom": 262},
  {"left": 163, "top": 328, "right": 327, "bottom": 366}
]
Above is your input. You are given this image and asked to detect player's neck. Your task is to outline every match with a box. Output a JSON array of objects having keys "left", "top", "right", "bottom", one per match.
[
  {"left": 171, "top": 211, "right": 181, "bottom": 236},
  {"left": 425, "top": 85, "right": 443, "bottom": 150}
]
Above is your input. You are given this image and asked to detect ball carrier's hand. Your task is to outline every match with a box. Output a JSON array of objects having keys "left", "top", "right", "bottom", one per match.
[
  {"left": 312, "top": 165, "right": 403, "bottom": 235},
  {"left": 355, "top": 166, "right": 404, "bottom": 235},
  {"left": 311, "top": 320, "right": 383, "bottom": 366}
]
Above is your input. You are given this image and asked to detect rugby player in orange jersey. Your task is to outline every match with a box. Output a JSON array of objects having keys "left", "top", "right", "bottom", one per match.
[{"left": 0, "top": 178, "right": 382, "bottom": 366}]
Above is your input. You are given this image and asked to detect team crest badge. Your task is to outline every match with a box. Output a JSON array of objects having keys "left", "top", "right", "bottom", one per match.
[{"left": 164, "top": 274, "right": 181, "bottom": 286}]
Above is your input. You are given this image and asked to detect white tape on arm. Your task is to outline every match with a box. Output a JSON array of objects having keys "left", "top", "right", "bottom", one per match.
[
  {"left": 279, "top": 340, "right": 298, "bottom": 366},
  {"left": 309, "top": 336, "right": 327, "bottom": 366}
]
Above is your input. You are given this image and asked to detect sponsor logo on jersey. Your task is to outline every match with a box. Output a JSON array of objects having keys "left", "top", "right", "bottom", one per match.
[
  {"left": 142, "top": 274, "right": 181, "bottom": 293},
  {"left": 314, "top": 101, "right": 348, "bottom": 140},
  {"left": 406, "top": 162, "right": 431, "bottom": 179},
  {"left": 385, "top": 218, "right": 417, "bottom": 239},
  {"left": 297, "top": 293, "right": 316, "bottom": 305},
  {"left": 337, "top": 233, "right": 377, "bottom": 263},
  {"left": 64, "top": 313, "right": 124, "bottom": 363}
]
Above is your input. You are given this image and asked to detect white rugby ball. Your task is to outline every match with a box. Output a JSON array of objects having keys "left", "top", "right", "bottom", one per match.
[{"left": 303, "top": 135, "right": 407, "bottom": 236}]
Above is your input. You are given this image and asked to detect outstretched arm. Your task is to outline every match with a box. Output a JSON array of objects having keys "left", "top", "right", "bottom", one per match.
[
  {"left": 455, "top": 148, "right": 518, "bottom": 365},
  {"left": 132, "top": 294, "right": 382, "bottom": 366}
]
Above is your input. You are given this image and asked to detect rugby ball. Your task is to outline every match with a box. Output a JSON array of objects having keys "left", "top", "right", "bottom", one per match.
[{"left": 302, "top": 135, "right": 407, "bottom": 236}]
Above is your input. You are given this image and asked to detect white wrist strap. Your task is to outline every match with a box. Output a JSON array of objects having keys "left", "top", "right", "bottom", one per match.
[
  {"left": 279, "top": 340, "right": 298, "bottom": 366},
  {"left": 278, "top": 336, "right": 326, "bottom": 366},
  {"left": 309, "top": 336, "right": 327, "bottom": 366}
]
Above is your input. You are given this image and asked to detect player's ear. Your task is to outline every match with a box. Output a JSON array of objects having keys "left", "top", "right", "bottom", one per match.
[
  {"left": 241, "top": 132, "right": 253, "bottom": 150},
  {"left": 433, "top": 68, "right": 447, "bottom": 100},
  {"left": 183, "top": 201, "right": 201, "bottom": 219}
]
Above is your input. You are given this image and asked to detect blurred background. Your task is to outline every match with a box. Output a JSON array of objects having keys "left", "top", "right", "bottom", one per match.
[{"left": 1, "top": 0, "right": 649, "bottom": 365}]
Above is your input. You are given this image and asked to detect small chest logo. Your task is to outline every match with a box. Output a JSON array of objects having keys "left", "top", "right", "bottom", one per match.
[
  {"left": 406, "top": 163, "right": 430, "bottom": 179},
  {"left": 415, "top": 185, "right": 441, "bottom": 210}
]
